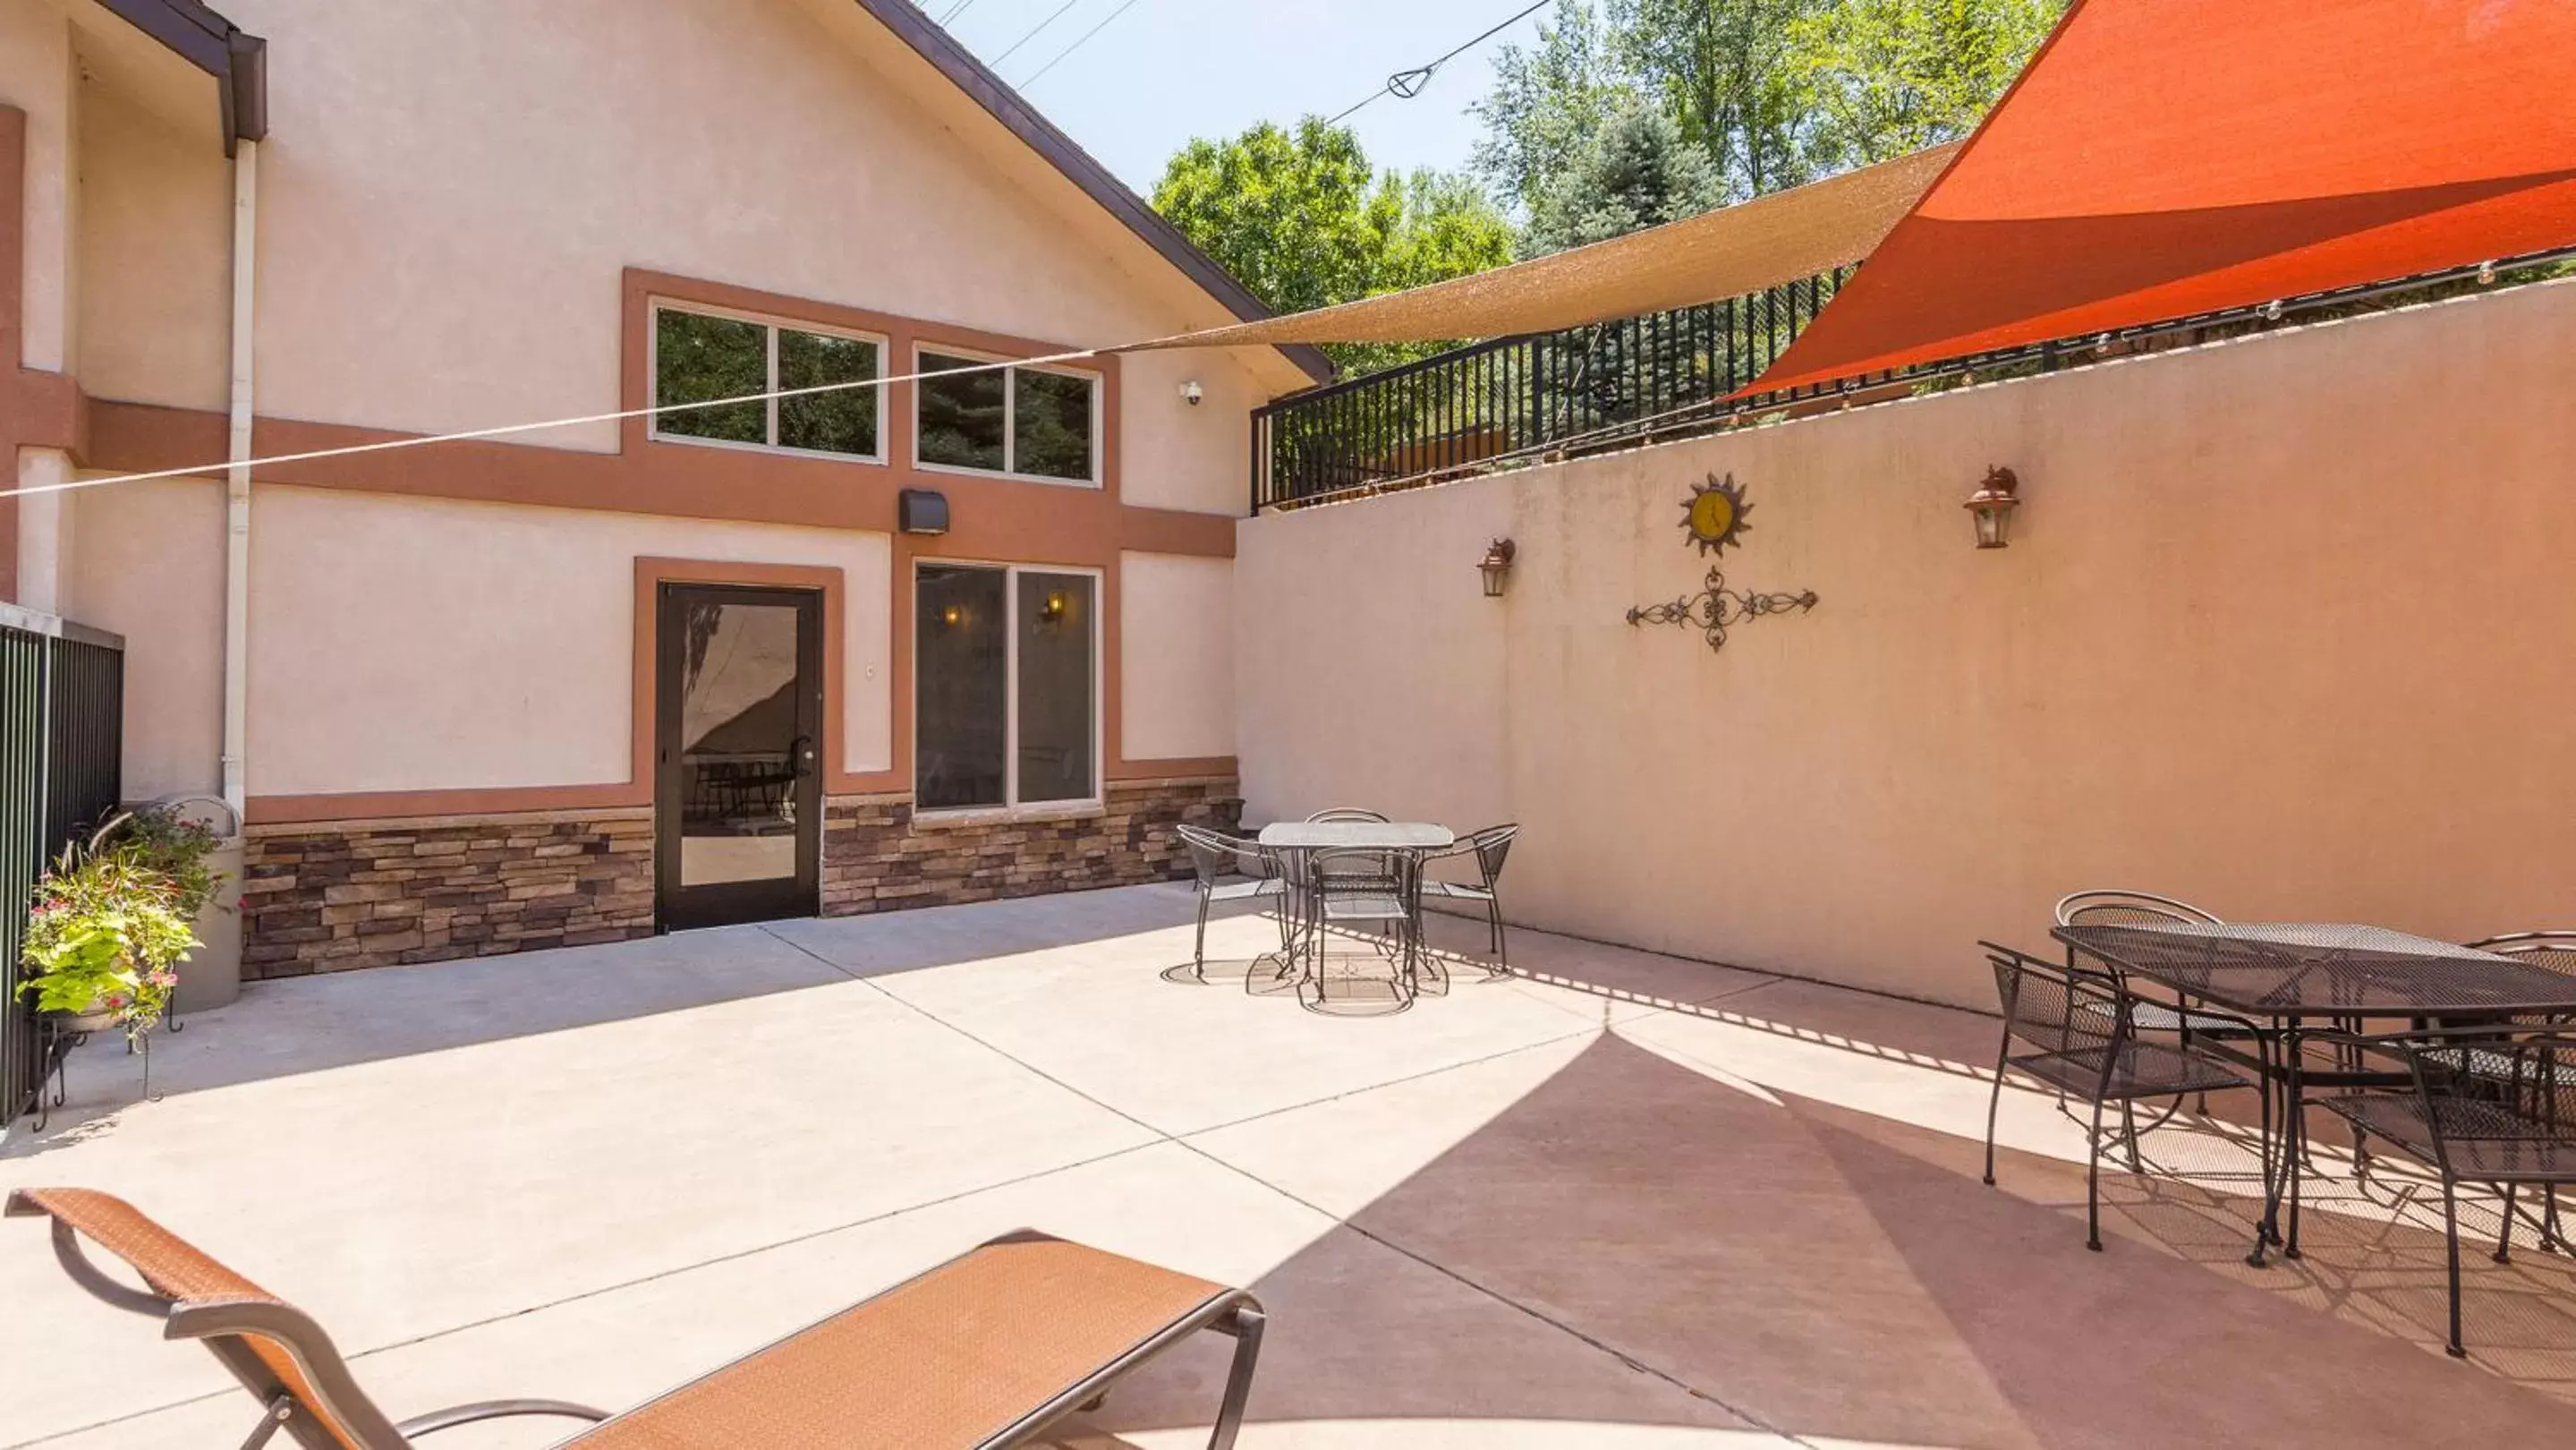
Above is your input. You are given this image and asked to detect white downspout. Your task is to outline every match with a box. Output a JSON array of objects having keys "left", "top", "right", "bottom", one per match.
[{"left": 220, "top": 139, "right": 258, "bottom": 819}]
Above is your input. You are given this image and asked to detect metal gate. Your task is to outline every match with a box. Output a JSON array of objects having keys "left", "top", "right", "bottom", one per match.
[{"left": 1, "top": 603, "right": 124, "bottom": 1129}]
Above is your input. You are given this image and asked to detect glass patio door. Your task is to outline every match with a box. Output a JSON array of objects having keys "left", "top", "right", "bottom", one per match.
[{"left": 654, "top": 584, "right": 823, "bottom": 930}]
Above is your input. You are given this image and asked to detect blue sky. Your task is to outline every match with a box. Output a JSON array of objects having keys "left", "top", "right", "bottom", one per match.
[{"left": 928, "top": 0, "right": 1542, "bottom": 195}]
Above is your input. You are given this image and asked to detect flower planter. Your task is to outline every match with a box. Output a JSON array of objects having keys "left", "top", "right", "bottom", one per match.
[
  {"left": 172, "top": 833, "right": 244, "bottom": 1014},
  {"left": 49, "top": 1005, "right": 119, "bottom": 1036}
]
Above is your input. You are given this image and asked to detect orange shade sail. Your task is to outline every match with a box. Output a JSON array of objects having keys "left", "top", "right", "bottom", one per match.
[{"left": 1745, "top": 0, "right": 2576, "bottom": 397}]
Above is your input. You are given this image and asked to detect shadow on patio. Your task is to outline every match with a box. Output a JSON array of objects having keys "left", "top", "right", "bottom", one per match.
[{"left": 1091, "top": 1028, "right": 2576, "bottom": 1447}]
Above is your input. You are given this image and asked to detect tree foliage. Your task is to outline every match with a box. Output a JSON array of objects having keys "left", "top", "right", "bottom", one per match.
[
  {"left": 1523, "top": 98, "right": 1723, "bottom": 256},
  {"left": 1480, "top": 0, "right": 2067, "bottom": 243},
  {"left": 1152, "top": 119, "right": 1516, "bottom": 372}
]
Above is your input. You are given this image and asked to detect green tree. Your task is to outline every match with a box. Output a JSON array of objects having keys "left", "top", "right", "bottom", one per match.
[
  {"left": 1152, "top": 119, "right": 1515, "bottom": 372},
  {"left": 1609, "top": 0, "right": 1824, "bottom": 200},
  {"left": 1784, "top": 0, "right": 2065, "bottom": 173},
  {"left": 1470, "top": 1, "right": 1635, "bottom": 219},
  {"left": 1523, "top": 98, "right": 1724, "bottom": 256}
]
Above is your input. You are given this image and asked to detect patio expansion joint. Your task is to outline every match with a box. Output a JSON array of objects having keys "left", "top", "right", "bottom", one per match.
[{"left": 752, "top": 927, "right": 1821, "bottom": 1446}]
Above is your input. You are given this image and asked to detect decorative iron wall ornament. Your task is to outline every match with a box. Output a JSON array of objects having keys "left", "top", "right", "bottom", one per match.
[
  {"left": 1628, "top": 567, "right": 1818, "bottom": 655},
  {"left": 1679, "top": 473, "right": 1753, "bottom": 556}
]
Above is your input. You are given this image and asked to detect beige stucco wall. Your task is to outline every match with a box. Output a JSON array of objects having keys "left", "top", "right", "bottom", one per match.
[
  {"left": 1118, "top": 550, "right": 1234, "bottom": 761},
  {"left": 73, "top": 71, "right": 230, "bottom": 410},
  {"left": 66, "top": 476, "right": 224, "bottom": 799},
  {"left": 245, "top": 487, "right": 892, "bottom": 797},
  {"left": 0, "top": 0, "right": 72, "bottom": 372},
  {"left": 1237, "top": 280, "right": 2576, "bottom": 1008},
  {"left": 207, "top": 0, "right": 1281, "bottom": 507}
]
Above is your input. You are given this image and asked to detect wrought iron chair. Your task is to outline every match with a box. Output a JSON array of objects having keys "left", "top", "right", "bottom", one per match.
[
  {"left": 1420, "top": 823, "right": 1518, "bottom": 975},
  {"left": 1304, "top": 808, "right": 1391, "bottom": 823},
  {"left": 1979, "top": 943, "right": 2256, "bottom": 1251},
  {"left": 2453, "top": 933, "right": 2576, "bottom": 1253},
  {"left": 2053, "top": 890, "right": 2256, "bottom": 1139},
  {"left": 1172, "top": 825, "right": 1287, "bottom": 983},
  {"left": 1301, "top": 847, "right": 1422, "bottom": 1009},
  {"left": 2317, "top": 1025, "right": 2576, "bottom": 1358}
]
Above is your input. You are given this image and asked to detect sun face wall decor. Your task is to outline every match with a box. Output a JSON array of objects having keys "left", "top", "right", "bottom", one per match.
[{"left": 1679, "top": 473, "right": 1753, "bottom": 556}]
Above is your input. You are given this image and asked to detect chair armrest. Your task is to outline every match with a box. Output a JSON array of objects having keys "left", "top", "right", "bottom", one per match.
[{"left": 395, "top": 1400, "right": 611, "bottom": 1437}]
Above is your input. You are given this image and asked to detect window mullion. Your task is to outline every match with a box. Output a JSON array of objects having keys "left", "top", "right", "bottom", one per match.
[
  {"left": 764, "top": 328, "right": 781, "bottom": 447},
  {"left": 1002, "top": 568, "right": 1020, "bottom": 809},
  {"left": 1001, "top": 364, "right": 1016, "bottom": 477}
]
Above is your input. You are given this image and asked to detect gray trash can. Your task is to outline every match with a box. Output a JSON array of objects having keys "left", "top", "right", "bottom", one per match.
[{"left": 157, "top": 794, "right": 244, "bottom": 1015}]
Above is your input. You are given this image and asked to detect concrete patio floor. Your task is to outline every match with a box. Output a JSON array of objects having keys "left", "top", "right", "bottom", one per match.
[{"left": 6, "top": 884, "right": 2576, "bottom": 1448}]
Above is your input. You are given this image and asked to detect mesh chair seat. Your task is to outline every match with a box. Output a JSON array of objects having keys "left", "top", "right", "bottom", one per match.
[
  {"left": 1418, "top": 879, "right": 1493, "bottom": 902},
  {"left": 2107, "top": 1000, "right": 2256, "bottom": 1036},
  {"left": 1321, "top": 891, "right": 1409, "bottom": 924},
  {"left": 2325, "top": 1092, "right": 2576, "bottom": 1182},
  {"left": 1207, "top": 876, "right": 1286, "bottom": 904},
  {"left": 2009, "top": 1041, "right": 2246, "bottom": 1102}
]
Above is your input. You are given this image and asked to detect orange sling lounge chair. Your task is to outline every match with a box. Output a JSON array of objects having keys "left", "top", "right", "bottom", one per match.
[{"left": 9, "top": 1188, "right": 1266, "bottom": 1449}]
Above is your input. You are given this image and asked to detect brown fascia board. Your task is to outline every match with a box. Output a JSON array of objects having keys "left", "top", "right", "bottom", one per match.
[
  {"left": 94, "top": 0, "right": 267, "bottom": 153},
  {"left": 850, "top": 0, "right": 1336, "bottom": 388}
]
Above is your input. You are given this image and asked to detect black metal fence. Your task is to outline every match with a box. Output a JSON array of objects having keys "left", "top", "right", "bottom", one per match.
[
  {"left": 2, "top": 604, "right": 124, "bottom": 1129},
  {"left": 1249, "top": 245, "right": 2576, "bottom": 513},
  {"left": 1252, "top": 269, "right": 1850, "bottom": 511}
]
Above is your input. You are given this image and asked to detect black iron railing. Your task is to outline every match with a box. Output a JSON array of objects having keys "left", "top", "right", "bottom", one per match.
[
  {"left": 1249, "top": 245, "right": 2576, "bottom": 513},
  {"left": 1, "top": 603, "right": 124, "bottom": 1130},
  {"left": 1252, "top": 269, "right": 1850, "bottom": 511}
]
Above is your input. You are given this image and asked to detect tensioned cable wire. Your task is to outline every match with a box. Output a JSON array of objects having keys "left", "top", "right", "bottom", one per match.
[
  {"left": 1326, "top": 0, "right": 1549, "bottom": 125},
  {"left": 989, "top": 0, "right": 1085, "bottom": 67},
  {"left": 938, "top": 0, "right": 982, "bottom": 24},
  {"left": 0, "top": 348, "right": 1100, "bottom": 500},
  {"left": 1016, "top": 0, "right": 1143, "bottom": 90}
]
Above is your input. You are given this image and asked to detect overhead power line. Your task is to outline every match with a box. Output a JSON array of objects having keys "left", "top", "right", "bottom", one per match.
[
  {"left": 937, "top": 0, "right": 982, "bottom": 24},
  {"left": 1327, "top": 0, "right": 1550, "bottom": 126},
  {"left": 1017, "top": 0, "right": 1143, "bottom": 90},
  {"left": 990, "top": 0, "right": 1085, "bottom": 67}
]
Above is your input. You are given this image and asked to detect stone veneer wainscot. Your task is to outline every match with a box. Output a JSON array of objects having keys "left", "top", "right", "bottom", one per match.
[
  {"left": 239, "top": 777, "right": 1239, "bottom": 975},
  {"left": 822, "top": 775, "right": 1241, "bottom": 915},
  {"left": 241, "top": 810, "right": 657, "bottom": 977}
]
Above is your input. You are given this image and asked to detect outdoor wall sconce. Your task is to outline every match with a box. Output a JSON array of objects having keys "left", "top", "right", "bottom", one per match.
[
  {"left": 1964, "top": 465, "right": 2021, "bottom": 550},
  {"left": 1179, "top": 380, "right": 1204, "bottom": 406},
  {"left": 898, "top": 488, "right": 948, "bottom": 535},
  {"left": 1478, "top": 538, "right": 1517, "bottom": 598}
]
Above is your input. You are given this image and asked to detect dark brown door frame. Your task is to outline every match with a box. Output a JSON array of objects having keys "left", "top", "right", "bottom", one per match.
[{"left": 653, "top": 583, "right": 824, "bottom": 932}]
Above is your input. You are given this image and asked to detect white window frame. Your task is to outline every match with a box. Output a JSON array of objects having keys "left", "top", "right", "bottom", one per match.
[
  {"left": 911, "top": 343, "right": 1104, "bottom": 489},
  {"left": 647, "top": 299, "right": 890, "bottom": 465},
  {"left": 911, "top": 559, "right": 1106, "bottom": 818}
]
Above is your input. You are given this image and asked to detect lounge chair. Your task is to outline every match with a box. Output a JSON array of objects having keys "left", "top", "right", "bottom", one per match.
[{"left": 8, "top": 1187, "right": 1265, "bottom": 1449}]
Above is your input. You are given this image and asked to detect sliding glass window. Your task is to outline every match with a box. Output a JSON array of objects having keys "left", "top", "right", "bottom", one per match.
[
  {"left": 652, "top": 303, "right": 883, "bottom": 461},
  {"left": 914, "top": 565, "right": 1098, "bottom": 812}
]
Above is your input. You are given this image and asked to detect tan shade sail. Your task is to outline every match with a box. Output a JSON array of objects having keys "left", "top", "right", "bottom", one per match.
[{"left": 1118, "top": 142, "right": 1958, "bottom": 355}]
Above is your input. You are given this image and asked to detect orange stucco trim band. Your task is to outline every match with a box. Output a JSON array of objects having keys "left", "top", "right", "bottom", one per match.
[{"left": 246, "top": 765, "right": 1238, "bottom": 827}]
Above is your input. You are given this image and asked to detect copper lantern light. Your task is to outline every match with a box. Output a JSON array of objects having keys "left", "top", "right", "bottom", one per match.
[
  {"left": 1964, "top": 465, "right": 2021, "bottom": 549},
  {"left": 1478, "top": 538, "right": 1517, "bottom": 597}
]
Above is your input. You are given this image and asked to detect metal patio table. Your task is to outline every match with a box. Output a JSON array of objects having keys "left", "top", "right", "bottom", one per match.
[
  {"left": 1256, "top": 822, "right": 1455, "bottom": 991},
  {"left": 2053, "top": 920, "right": 2576, "bottom": 1265}
]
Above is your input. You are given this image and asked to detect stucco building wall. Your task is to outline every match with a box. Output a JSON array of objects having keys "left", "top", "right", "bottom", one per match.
[{"left": 1237, "top": 279, "right": 2576, "bottom": 1008}]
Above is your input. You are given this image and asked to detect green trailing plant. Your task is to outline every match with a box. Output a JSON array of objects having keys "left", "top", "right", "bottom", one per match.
[
  {"left": 18, "top": 847, "right": 197, "bottom": 1042},
  {"left": 98, "top": 804, "right": 225, "bottom": 920}
]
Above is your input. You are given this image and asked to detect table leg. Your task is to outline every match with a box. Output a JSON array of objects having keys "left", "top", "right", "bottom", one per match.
[{"left": 2283, "top": 1022, "right": 2306, "bottom": 1259}]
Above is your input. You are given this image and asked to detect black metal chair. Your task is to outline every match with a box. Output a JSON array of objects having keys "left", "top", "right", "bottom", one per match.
[
  {"left": 1420, "top": 824, "right": 1518, "bottom": 975},
  {"left": 1979, "top": 943, "right": 2256, "bottom": 1251},
  {"left": 2054, "top": 890, "right": 2264, "bottom": 1131},
  {"left": 1172, "top": 825, "right": 1286, "bottom": 983},
  {"left": 1301, "top": 847, "right": 1422, "bottom": 1010},
  {"left": 1304, "top": 807, "right": 1390, "bottom": 823},
  {"left": 2318, "top": 1025, "right": 2576, "bottom": 1358}
]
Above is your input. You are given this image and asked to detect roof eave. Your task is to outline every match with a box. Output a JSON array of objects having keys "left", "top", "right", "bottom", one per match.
[
  {"left": 96, "top": 0, "right": 267, "bottom": 154},
  {"left": 848, "top": 0, "right": 1335, "bottom": 387}
]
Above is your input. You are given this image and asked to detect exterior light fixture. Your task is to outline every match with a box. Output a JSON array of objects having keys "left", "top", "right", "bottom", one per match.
[
  {"left": 1179, "top": 380, "right": 1203, "bottom": 406},
  {"left": 1964, "top": 465, "right": 2021, "bottom": 550},
  {"left": 898, "top": 488, "right": 948, "bottom": 534},
  {"left": 1478, "top": 538, "right": 1517, "bottom": 598}
]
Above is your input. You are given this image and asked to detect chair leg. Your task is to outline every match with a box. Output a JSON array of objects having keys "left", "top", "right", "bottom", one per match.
[
  {"left": 2441, "top": 1177, "right": 2468, "bottom": 1358},
  {"left": 1982, "top": 1023, "right": 2010, "bottom": 1188},
  {"left": 2495, "top": 1182, "right": 2518, "bottom": 1265},
  {"left": 2119, "top": 1096, "right": 2144, "bottom": 1173},
  {"left": 1193, "top": 891, "right": 1211, "bottom": 984},
  {"left": 2086, "top": 1092, "right": 2110, "bottom": 1251},
  {"left": 1207, "top": 1307, "right": 1265, "bottom": 1450}
]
